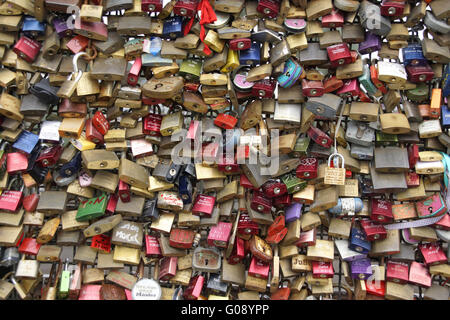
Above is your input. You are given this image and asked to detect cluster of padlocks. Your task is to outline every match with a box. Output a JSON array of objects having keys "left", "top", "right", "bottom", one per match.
[{"left": 0, "top": 0, "right": 448, "bottom": 301}]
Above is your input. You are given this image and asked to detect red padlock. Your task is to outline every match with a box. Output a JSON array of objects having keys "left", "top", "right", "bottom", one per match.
[
  {"left": 170, "top": 228, "right": 195, "bottom": 249},
  {"left": 248, "top": 256, "right": 270, "bottom": 279},
  {"left": 159, "top": 256, "right": 177, "bottom": 281},
  {"left": 229, "top": 38, "right": 252, "bottom": 51},
  {"left": 143, "top": 113, "right": 162, "bottom": 136},
  {"left": 307, "top": 126, "right": 333, "bottom": 148},
  {"left": 85, "top": 118, "right": 104, "bottom": 144},
  {"left": 141, "top": 0, "right": 163, "bottom": 12},
  {"left": 145, "top": 234, "right": 162, "bottom": 257},
  {"left": 127, "top": 56, "right": 142, "bottom": 87},
  {"left": 336, "top": 79, "right": 360, "bottom": 97},
  {"left": 312, "top": 261, "right": 334, "bottom": 278},
  {"left": 106, "top": 194, "right": 118, "bottom": 215},
  {"left": 250, "top": 191, "right": 272, "bottom": 213},
  {"left": 386, "top": 260, "right": 409, "bottom": 284},
  {"left": 18, "top": 237, "right": 41, "bottom": 255},
  {"left": 118, "top": 180, "right": 131, "bottom": 203},
  {"left": 214, "top": 112, "right": 238, "bottom": 129},
  {"left": 6, "top": 152, "right": 28, "bottom": 174},
  {"left": 273, "top": 194, "right": 292, "bottom": 210},
  {"left": 408, "top": 261, "right": 431, "bottom": 288},
  {"left": 419, "top": 243, "right": 447, "bottom": 266},
  {"left": 261, "top": 180, "right": 288, "bottom": 198},
  {"left": 91, "top": 234, "right": 111, "bottom": 253},
  {"left": 13, "top": 36, "right": 41, "bottom": 63},
  {"left": 434, "top": 213, "right": 450, "bottom": 230},
  {"left": 23, "top": 191, "right": 39, "bottom": 212},
  {"left": 302, "top": 79, "right": 324, "bottom": 97},
  {"left": 380, "top": 0, "right": 405, "bottom": 17},
  {"left": 237, "top": 213, "right": 259, "bottom": 236},
  {"left": 405, "top": 171, "right": 420, "bottom": 187},
  {"left": 266, "top": 215, "right": 288, "bottom": 244},
  {"left": 192, "top": 194, "right": 216, "bottom": 217},
  {"left": 360, "top": 219, "right": 387, "bottom": 241},
  {"left": 365, "top": 280, "right": 386, "bottom": 297},
  {"left": 296, "top": 228, "right": 316, "bottom": 247},
  {"left": 92, "top": 111, "right": 110, "bottom": 135},
  {"left": 173, "top": 0, "right": 198, "bottom": 17},
  {"left": 66, "top": 35, "right": 89, "bottom": 54},
  {"left": 323, "top": 76, "right": 344, "bottom": 93},
  {"left": 0, "top": 179, "right": 24, "bottom": 212},
  {"left": 251, "top": 79, "right": 276, "bottom": 99},
  {"left": 183, "top": 275, "right": 205, "bottom": 300},
  {"left": 407, "top": 144, "right": 419, "bottom": 169},
  {"left": 257, "top": 0, "right": 279, "bottom": 18},
  {"left": 296, "top": 157, "right": 318, "bottom": 179},
  {"left": 271, "top": 286, "right": 290, "bottom": 300},
  {"left": 207, "top": 222, "right": 232, "bottom": 248},
  {"left": 36, "top": 144, "right": 63, "bottom": 167},
  {"left": 240, "top": 173, "right": 256, "bottom": 190},
  {"left": 228, "top": 237, "right": 245, "bottom": 264},
  {"left": 327, "top": 43, "right": 352, "bottom": 68},
  {"left": 370, "top": 199, "right": 393, "bottom": 224},
  {"left": 321, "top": 9, "right": 344, "bottom": 28}
]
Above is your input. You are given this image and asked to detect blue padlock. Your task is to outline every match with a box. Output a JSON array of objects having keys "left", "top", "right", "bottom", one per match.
[
  {"left": 328, "top": 198, "right": 363, "bottom": 216},
  {"left": 239, "top": 42, "right": 261, "bottom": 66},
  {"left": 277, "top": 58, "right": 303, "bottom": 89},
  {"left": 402, "top": 43, "right": 427, "bottom": 67},
  {"left": 22, "top": 16, "right": 46, "bottom": 38},
  {"left": 12, "top": 131, "right": 39, "bottom": 155},
  {"left": 443, "top": 63, "right": 450, "bottom": 98},
  {"left": 162, "top": 16, "right": 183, "bottom": 40},
  {"left": 441, "top": 104, "right": 450, "bottom": 128},
  {"left": 178, "top": 174, "right": 193, "bottom": 204},
  {"left": 349, "top": 228, "right": 371, "bottom": 254},
  {"left": 59, "top": 152, "right": 82, "bottom": 178}
]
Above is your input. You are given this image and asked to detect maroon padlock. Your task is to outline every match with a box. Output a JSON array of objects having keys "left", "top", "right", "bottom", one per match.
[
  {"left": 261, "top": 180, "right": 288, "bottom": 198},
  {"left": 370, "top": 199, "right": 393, "bottom": 224},
  {"left": 406, "top": 64, "right": 434, "bottom": 83},
  {"left": 173, "top": 0, "right": 198, "bottom": 17},
  {"left": 229, "top": 38, "right": 252, "bottom": 51},
  {"left": 85, "top": 118, "right": 104, "bottom": 145},
  {"left": 302, "top": 79, "right": 324, "bottom": 97},
  {"left": 380, "top": 0, "right": 405, "bottom": 17},
  {"left": 256, "top": 0, "right": 279, "bottom": 18},
  {"left": 141, "top": 0, "right": 163, "bottom": 12},
  {"left": 217, "top": 154, "right": 239, "bottom": 173},
  {"left": 327, "top": 43, "right": 352, "bottom": 68},
  {"left": 13, "top": 36, "right": 41, "bottom": 63},
  {"left": 252, "top": 79, "right": 276, "bottom": 99},
  {"left": 237, "top": 213, "right": 259, "bottom": 235},
  {"left": 296, "top": 157, "right": 318, "bottom": 179},
  {"left": 306, "top": 126, "right": 333, "bottom": 148},
  {"left": 36, "top": 144, "right": 63, "bottom": 167},
  {"left": 250, "top": 191, "right": 272, "bottom": 214},
  {"left": 273, "top": 194, "right": 292, "bottom": 210},
  {"left": 158, "top": 256, "right": 177, "bottom": 281},
  {"left": 296, "top": 228, "right": 316, "bottom": 247}
]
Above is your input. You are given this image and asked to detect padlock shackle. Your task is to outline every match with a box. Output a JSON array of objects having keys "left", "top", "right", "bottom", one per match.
[
  {"left": 72, "top": 52, "right": 89, "bottom": 74},
  {"left": 327, "top": 152, "right": 345, "bottom": 169}
]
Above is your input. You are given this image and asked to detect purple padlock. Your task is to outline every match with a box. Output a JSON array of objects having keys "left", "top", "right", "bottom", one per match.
[
  {"left": 358, "top": 32, "right": 381, "bottom": 55},
  {"left": 285, "top": 202, "right": 302, "bottom": 223},
  {"left": 53, "top": 17, "right": 73, "bottom": 38},
  {"left": 350, "top": 258, "right": 373, "bottom": 280}
]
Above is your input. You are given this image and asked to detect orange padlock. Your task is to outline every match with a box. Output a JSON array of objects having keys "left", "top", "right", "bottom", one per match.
[{"left": 214, "top": 110, "right": 238, "bottom": 129}]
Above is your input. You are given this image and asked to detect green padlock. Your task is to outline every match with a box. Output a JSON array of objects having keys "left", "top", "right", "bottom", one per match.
[
  {"left": 58, "top": 259, "right": 71, "bottom": 299},
  {"left": 281, "top": 174, "right": 307, "bottom": 194},
  {"left": 406, "top": 83, "right": 429, "bottom": 103},
  {"left": 291, "top": 137, "right": 310, "bottom": 158},
  {"left": 76, "top": 193, "right": 108, "bottom": 222},
  {"left": 178, "top": 59, "right": 203, "bottom": 81},
  {"left": 375, "top": 132, "right": 398, "bottom": 147}
]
